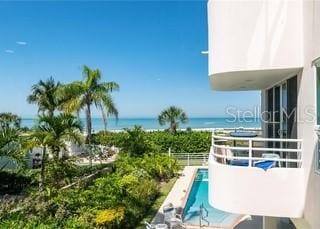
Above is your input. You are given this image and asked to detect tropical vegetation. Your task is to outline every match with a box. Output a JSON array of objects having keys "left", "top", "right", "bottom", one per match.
[
  {"left": 62, "top": 65, "right": 119, "bottom": 143},
  {"left": 158, "top": 106, "right": 188, "bottom": 133},
  {"left": 93, "top": 129, "right": 211, "bottom": 155},
  {"left": 28, "top": 113, "right": 83, "bottom": 191},
  {"left": 0, "top": 66, "right": 212, "bottom": 228},
  {"left": 0, "top": 112, "right": 21, "bottom": 129},
  {"left": 0, "top": 125, "right": 180, "bottom": 228},
  {"left": 0, "top": 112, "right": 25, "bottom": 170},
  {"left": 27, "top": 77, "right": 62, "bottom": 118}
]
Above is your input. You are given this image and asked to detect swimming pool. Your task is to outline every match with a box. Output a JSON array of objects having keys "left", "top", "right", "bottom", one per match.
[{"left": 183, "top": 169, "right": 240, "bottom": 227}]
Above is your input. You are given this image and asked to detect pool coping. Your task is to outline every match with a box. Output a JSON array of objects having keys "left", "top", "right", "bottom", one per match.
[
  {"left": 152, "top": 166, "right": 249, "bottom": 229},
  {"left": 152, "top": 166, "right": 199, "bottom": 224}
]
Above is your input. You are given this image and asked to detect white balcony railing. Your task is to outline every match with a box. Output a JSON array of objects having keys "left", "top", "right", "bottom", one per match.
[
  {"left": 211, "top": 128, "right": 302, "bottom": 168},
  {"left": 208, "top": 128, "right": 305, "bottom": 217}
]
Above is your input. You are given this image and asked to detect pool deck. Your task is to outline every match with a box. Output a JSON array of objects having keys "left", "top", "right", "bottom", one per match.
[
  {"left": 152, "top": 166, "right": 248, "bottom": 229},
  {"left": 152, "top": 166, "right": 200, "bottom": 224}
]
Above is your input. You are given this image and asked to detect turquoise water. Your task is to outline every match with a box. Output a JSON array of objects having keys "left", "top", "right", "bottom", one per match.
[
  {"left": 21, "top": 117, "right": 260, "bottom": 131},
  {"left": 183, "top": 169, "right": 240, "bottom": 227}
]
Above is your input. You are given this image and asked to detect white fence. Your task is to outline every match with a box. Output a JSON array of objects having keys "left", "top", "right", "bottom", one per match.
[{"left": 170, "top": 151, "right": 209, "bottom": 166}]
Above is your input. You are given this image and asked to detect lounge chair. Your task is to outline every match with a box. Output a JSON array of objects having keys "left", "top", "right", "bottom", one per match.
[
  {"left": 145, "top": 221, "right": 168, "bottom": 229},
  {"left": 262, "top": 153, "right": 281, "bottom": 167},
  {"left": 229, "top": 159, "right": 249, "bottom": 166},
  {"left": 253, "top": 160, "right": 276, "bottom": 171},
  {"left": 145, "top": 221, "right": 155, "bottom": 229},
  {"left": 163, "top": 203, "right": 183, "bottom": 228},
  {"left": 251, "top": 153, "right": 279, "bottom": 170}
]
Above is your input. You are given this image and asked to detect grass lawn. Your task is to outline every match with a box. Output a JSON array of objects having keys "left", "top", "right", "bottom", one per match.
[{"left": 136, "top": 176, "right": 178, "bottom": 228}]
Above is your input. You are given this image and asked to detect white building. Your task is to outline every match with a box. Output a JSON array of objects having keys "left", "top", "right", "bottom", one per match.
[{"left": 207, "top": 0, "right": 320, "bottom": 228}]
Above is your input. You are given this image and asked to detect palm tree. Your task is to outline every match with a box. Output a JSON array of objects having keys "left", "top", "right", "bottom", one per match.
[
  {"left": 0, "top": 112, "right": 21, "bottom": 129},
  {"left": 27, "top": 77, "right": 62, "bottom": 118},
  {"left": 158, "top": 106, "right": 188, "bottom": 133},
  {"left": 62, "top": 65, "right": 119, "bottom": 144},
  {"left": 29, "top": 113, "right": 83, "bottom": 191},
  {"left": 0, "top": 126, "right": 24, "bottom": 170},
  {"left": 0, "top": 113, "right": 25, "bottom": 170},
  {"left": 28, "top": 130, "right": 48, "bottom": 191}
]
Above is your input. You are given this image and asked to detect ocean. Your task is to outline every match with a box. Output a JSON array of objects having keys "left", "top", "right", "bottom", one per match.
[{"left": 21, "top": 117, "right": 261, "bottom": 132}]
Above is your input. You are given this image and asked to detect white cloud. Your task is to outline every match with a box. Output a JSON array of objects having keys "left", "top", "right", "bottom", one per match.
[
  {"left": 4, "top": 49, "right": 14, "bottom": 54},
  {"left": 16, "top": 41, "right": 27, "bottom": 45}
]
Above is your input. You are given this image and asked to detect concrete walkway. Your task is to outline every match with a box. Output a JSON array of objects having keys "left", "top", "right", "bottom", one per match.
[{"left": 152, "top": 166, "right": 198, "bottom": 224}]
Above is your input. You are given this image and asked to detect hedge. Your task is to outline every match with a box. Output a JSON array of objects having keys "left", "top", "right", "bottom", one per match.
[{"left": 92, "top": 130, "right": 211, "bottom": 154}]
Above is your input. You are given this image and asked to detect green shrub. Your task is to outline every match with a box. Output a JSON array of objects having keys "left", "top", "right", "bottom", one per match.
[
  {"left": 92, "top": 131, "right": 127, "bottom": 147},
  {"left": 93, "top": 130, "right": 211, "bottom": 155},
  {"left": 115, "top": 154, "right": 180, "bottom": 181},
  {"left": 0, "top": 171, "right": 34, "bottom": 195},
  {"left": 140, "top": 154, "right": 180, "bottom": 181},
  {"left": 0, "top": 153, "right": 178, "bottom": 228},
  {"left": 0, "top": 129, "right": 185, "bottom": 228},
  {"left": 121, "top": 126, "right": 152, "bottom": 156}
]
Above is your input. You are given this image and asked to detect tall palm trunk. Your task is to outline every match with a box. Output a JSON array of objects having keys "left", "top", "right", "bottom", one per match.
[
  {"left": 48, "top": 110, "right": 54, "bottom": 119},
  {"left": 39, "top": 146, "right": 46, "bottom": 192},
  {"left": 170, "top": 121, "right": 177, "bottom": 134},
  {"left": 85, "top": 102, "right": 93, "bottom": 167},
  {"left": 85, "top": 102, "right": 92, "bottom": 144}
]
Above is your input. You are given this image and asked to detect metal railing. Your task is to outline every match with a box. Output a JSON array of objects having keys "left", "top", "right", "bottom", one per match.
[
  {"left": 169, "top": 150, "right": 209, "bottom": 166},
  {"left": 68, "top": 143, "right": 115, "bottom": 155},
  {"left": 211, "top": 128, "right": 303, "bottom": 168},
  {"left": 199, "top": 203, "right": 209, "bottom": 227}
]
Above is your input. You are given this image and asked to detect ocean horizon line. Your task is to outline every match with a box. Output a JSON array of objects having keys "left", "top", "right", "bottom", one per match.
[
  {"left": 20, "top": 116, "right": 262, "bottom": 120},
  {"left": 20, "top": 117, "right": 261, "bottom": 131}
]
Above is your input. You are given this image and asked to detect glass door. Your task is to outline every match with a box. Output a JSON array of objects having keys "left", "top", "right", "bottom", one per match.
[
  {"left": 274, "top": 86, "right": 281, "bottom": 149},
  {"left": 280, "top": 82, "right": 288, "bottom": 166},
  {"left": 267, "top": 76, "right": 297, "bottom": 167}
]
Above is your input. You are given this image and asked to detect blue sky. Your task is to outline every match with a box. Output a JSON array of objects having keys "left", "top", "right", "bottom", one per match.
[{"left": 0, "top": 1, "right": 260, "bottom": 118}]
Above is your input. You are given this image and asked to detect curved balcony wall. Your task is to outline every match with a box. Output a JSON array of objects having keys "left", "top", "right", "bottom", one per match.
[
  {"left": 208, "top": 0, "right": 303, "bottom": 90},
  {"left": 208, "top": 129, "right": 305, "bottom": 218},
  {"left": 209, "top": 155, "right": 304, "bottom": 217}
]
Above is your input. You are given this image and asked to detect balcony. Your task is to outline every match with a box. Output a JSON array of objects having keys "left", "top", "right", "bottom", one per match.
[
  {"left": 207, "top": 0, "right": 303, "bottom": 91},
  {"left": 208, "top": 128, "right": 305, "bottom": 218}
]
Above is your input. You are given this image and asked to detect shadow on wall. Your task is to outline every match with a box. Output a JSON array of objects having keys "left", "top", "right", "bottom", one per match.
[
  {"left": 235, "top": 216, "right": 295, "bottom": 229},
  {"left": 303, "top": 144, "right": 320, "bottom": 229}
]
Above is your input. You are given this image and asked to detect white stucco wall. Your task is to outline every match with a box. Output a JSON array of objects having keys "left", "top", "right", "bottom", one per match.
[
  {"left": 208, "top": 155, "right": 304, "bottom": 218},
  {"left": 299, "top": 1, "right": 320, "bottom": 228},
  {"left": 208, "top": 0, "right": 320, "bottom": 227},
  {"left": 208, "top": 0, "right": 303, "bottom": 76}
]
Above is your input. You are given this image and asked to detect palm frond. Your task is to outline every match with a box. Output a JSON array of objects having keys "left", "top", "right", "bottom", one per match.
[
  {"left": 158, "top": 106, "right": 188, "bottom": 131},
  {"left": 27, "top": 77, "right": 62, "bottom": 116},
  {"left": 100, "top": 81, "right": 120, "bottom": 92}
]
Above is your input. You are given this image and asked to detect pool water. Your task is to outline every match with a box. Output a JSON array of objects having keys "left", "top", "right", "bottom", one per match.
[{"left": 183, "top": 169, "right": 240, "bottom": 227}]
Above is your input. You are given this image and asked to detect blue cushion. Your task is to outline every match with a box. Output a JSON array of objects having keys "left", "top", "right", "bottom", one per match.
[
  {"left": 254, "top": 160, "right": 275, "bottom": 171},
  {"left": 229, "top": 160, "right": 249, "bottom": 166}
]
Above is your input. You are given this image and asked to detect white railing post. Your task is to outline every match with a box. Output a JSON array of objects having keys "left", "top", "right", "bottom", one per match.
[
  {"left": 188, "top": 153, "right": 190, "bottom": 166},
  {"left": 299, "top": 140, "right": 303, "bottom": 168},
  {"left": 168, "top": 147, "right": 171, "bottom": 157},
  {"left": 248, "top": 139, "right": 252, "bottom": 167},
  {"left": 212, "top": 130, "right": 215, "bottom": 146}
]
